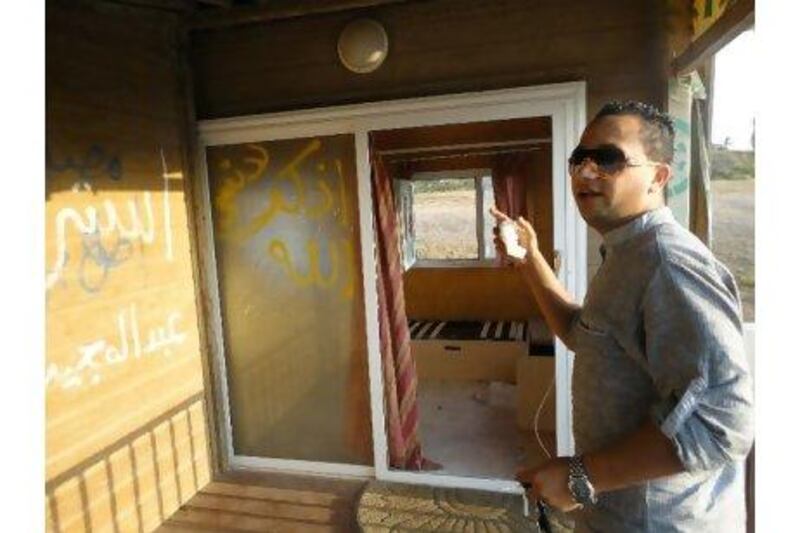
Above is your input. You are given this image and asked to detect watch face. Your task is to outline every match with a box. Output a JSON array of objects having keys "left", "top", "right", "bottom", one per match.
[{"left": 569, "top": 477, "right": 592, "bottom": 504}]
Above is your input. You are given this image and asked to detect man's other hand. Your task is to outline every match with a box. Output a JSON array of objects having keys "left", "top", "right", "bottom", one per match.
[{"left": 516, "top": 458, "right": 582, "bottom": 513}]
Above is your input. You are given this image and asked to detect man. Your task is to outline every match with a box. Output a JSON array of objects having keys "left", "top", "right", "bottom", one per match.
[{"left": 492, "top": 101, "right": 754, "bottom": 532}]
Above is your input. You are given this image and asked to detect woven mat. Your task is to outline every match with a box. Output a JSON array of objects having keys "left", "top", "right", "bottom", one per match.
[{"left": 357, "top": 480, "right": 545, "bottom": 532}]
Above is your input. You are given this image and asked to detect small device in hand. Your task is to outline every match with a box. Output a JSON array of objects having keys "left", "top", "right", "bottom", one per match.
[
  {"left": 520, "top": 481, "right": 553, "bottom": 533},
  {"left": 499, "top": 220, "right": 527, "bottom": 259}
]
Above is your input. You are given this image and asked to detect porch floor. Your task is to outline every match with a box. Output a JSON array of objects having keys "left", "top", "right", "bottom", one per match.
[
  {"left": 156, "top": 379, "right": 556, "bottom": 532},
  {"left": 155, "top": 469, "right": 367, "bottom": 532}
]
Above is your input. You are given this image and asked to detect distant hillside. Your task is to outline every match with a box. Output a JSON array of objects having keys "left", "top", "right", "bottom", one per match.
[{"left": 710, "top": 145, "right": 755, "bottom": 180}]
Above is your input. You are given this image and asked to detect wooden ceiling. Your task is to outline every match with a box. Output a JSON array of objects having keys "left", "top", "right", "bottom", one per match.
[
  {"left": 113, "top": 0, "right": 414, "bottom": 27},
  {"left": 191, "top": 0, "right": 412, "bottom": 29},
  {"left": 371, "top": 117, "right": 552, "bottom": 153},
  {"left": 372, "top": 116, "right": 552, "bottom": 175},
  {"left": 195, "top": 0, "right": 403, "bottom": 8}
]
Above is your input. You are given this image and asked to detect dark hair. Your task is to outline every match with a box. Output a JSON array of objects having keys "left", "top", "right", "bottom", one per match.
[{"left": 593, "top": 101, "right": 675, "bottom": 164}]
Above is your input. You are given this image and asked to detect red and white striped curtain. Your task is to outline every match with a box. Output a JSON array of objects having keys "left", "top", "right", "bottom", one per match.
[
  {"left": 370, "top": 151, "right": 426, "bottom": 470},
  {"left": 492, "top": 153, "right": 529, "bottom": 219}
]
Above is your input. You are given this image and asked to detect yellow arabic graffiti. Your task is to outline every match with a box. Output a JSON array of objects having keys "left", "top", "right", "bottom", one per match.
[
  {"left": 214, "top": 138, "right": 358, "bottom": 299},
  {"left": 268, "top": 238, "right": 355, "bottom": 293},
  {"left": 214, "top": 144, "right": 269, "bottom": 233},
  {"left": 235, "top": 139, "right": 320, "bottom": 241}
]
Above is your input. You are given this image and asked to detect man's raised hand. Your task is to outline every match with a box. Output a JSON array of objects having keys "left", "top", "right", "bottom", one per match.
[{"left": 489, "top": 206, "right": 539, "bottom": 264}]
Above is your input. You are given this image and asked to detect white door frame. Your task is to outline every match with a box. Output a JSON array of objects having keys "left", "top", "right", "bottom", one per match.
[{"left": 196, "top": 82, "right": 587, "bottom": 492}]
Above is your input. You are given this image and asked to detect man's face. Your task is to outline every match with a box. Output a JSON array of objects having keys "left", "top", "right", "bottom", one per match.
[{"left": 570, "top": 115, "right": 665, "bottom": 233}]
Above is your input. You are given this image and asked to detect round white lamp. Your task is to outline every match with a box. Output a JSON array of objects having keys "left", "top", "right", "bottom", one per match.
[{"left": 337, "top": 18, "right": 389, "bottom": 74}]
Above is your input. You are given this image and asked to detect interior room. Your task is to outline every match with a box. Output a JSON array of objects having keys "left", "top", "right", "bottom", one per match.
[{"left": 370, "top": 117, "right": 558, "bottom": 480}]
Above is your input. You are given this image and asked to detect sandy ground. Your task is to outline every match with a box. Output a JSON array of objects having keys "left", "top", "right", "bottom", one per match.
[
  {"left": 415, "top": 181, "right": 755, "bottom": 320},
  {"left": 414, "top": 190, "right": 479, "bottom": 259},
  {"left": 711, "top": 179, "right": 755, "bottom": 322}
]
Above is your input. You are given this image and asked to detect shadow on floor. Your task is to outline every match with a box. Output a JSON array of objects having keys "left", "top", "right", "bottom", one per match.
[{"left": 156, "top": 469, "right": 367, "bottom": 532}]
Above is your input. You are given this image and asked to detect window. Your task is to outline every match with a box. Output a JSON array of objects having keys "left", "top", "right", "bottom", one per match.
[
  {"left": 395, "top": 169, "right": 497, "bottom": 268},
  {"left": 709, "top": 30, "right": 755, "bottom": 323}
]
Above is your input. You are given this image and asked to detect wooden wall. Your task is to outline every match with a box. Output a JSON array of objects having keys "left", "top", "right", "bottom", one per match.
[
  {"left": 191, "top": 0, "right": 669, "bottom": 119},
  {"left": 46, "top": 2, "right": 211, "bottom": 531},
  {"left": 191, "top": 0, "right": 672, "bottom": 281}
]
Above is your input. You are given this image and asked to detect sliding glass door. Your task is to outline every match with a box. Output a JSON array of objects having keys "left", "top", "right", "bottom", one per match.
[
  {"left": 198, "top": 81, "right": 586, "bottom": 491},
  {"left": 205, "top": 134, "right": 373, "bottom": 467}
]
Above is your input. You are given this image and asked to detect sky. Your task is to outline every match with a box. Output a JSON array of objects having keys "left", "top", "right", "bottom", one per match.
[{"left": 711, "top": 30, "right": 755, "bottom": 150}]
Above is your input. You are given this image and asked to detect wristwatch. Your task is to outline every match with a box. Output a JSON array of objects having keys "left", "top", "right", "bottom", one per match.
[{"left": 567, "top": 455, "right": 598, "bottom": 506}]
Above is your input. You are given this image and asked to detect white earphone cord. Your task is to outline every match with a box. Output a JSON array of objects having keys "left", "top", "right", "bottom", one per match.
[{"left": 529, "top": 375, "right": 555, "bottom": 459}]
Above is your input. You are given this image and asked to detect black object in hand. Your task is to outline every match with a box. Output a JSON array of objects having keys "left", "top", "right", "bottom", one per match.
[
  {"left": 520, "top": 481, "right": 553, "bottom": 533},
  {"left": 536, "top": 500, "right": 553, "bottom": 533}
]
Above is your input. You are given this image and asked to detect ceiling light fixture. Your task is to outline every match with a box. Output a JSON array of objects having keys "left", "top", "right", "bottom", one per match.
[{"left": 337, "top": 18, "right": 389, "bottom": 74}]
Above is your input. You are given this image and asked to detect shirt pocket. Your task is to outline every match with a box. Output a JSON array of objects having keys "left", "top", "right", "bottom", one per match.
[
  {"left": 573, "top": 315, "right": 619, "bottom": 355},
  {"left": 576, "top": 316, "right": 608, "bottom": 336}
]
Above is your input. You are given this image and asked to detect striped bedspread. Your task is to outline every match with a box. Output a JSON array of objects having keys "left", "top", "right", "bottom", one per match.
[
  {"left": 407, "top": 319, "right": 528, "bottom": 341},
  {"left": 407, "top": 318, "right": 555, "bottom": 355}
]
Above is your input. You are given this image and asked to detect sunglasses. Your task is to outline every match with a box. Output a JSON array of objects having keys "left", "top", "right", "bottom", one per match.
[{"left": 568, "top": 144, "right": 659, "bottom": 177}]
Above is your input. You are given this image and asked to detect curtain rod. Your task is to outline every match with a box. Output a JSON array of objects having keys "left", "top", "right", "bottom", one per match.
[
  {"left": 387, "top": 146, "right": 543, "bottom": 164},
  {"left": 376, "top": 138, "right": 551, "bottom": 156}
]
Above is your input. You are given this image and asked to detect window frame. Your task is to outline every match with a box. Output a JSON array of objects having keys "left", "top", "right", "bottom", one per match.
[{"left": 404, "top": 168, "right": 498, "bottom": 268}]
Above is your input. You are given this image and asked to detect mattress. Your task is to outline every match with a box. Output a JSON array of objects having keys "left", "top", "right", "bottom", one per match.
[
  {"left": 408, "top": 319, "right": 527, "bottom": 341},
  {"left": 408, "top": 318, "right": 554, "bottom": 355}
]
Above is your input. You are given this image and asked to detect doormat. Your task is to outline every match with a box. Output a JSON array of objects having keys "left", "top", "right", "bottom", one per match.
[{"left": 357, "top": 480, "right": 574, "bottom": 532}]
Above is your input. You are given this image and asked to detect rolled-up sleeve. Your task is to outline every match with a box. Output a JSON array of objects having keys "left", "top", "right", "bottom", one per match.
[
  {"left": 643, "top": 257, "right": 754, "bottom": 472},
  {"left": 561, "top": 310, "right": 582, "bottom": 352}
]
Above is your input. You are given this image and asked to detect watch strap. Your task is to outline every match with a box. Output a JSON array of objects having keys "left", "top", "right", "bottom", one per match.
[{"left": 568, "top": 455, "right": 598, "bottom": 505}]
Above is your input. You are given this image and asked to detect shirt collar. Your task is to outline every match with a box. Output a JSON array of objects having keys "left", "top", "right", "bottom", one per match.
[{"left": 601, "top": 206, "right": 674, "bottom": 250}]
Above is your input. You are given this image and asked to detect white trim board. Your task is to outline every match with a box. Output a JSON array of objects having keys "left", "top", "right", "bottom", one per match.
[
  {"left": 194, "top": 134, "right": 235, "bottom": 472},
  {"left": 230, "top": 456, "right": 375, "bottom": 479},
  {"left": 196, "top": 82, "right": 588, "bottom": 494}
]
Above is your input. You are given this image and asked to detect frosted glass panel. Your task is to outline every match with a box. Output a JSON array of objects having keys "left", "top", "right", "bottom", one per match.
[{"left": 206, "top": 135, "right": 372, "bottom": 465}]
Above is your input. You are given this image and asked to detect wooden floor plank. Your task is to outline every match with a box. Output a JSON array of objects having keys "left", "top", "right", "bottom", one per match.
[{"left": 156, "top": 470, "right": 367, "bottom": 532}]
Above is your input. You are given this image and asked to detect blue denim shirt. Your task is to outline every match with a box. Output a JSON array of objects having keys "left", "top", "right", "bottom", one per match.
[{"left": 564, "top": 207, "right": 754, "bottom": 532}]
